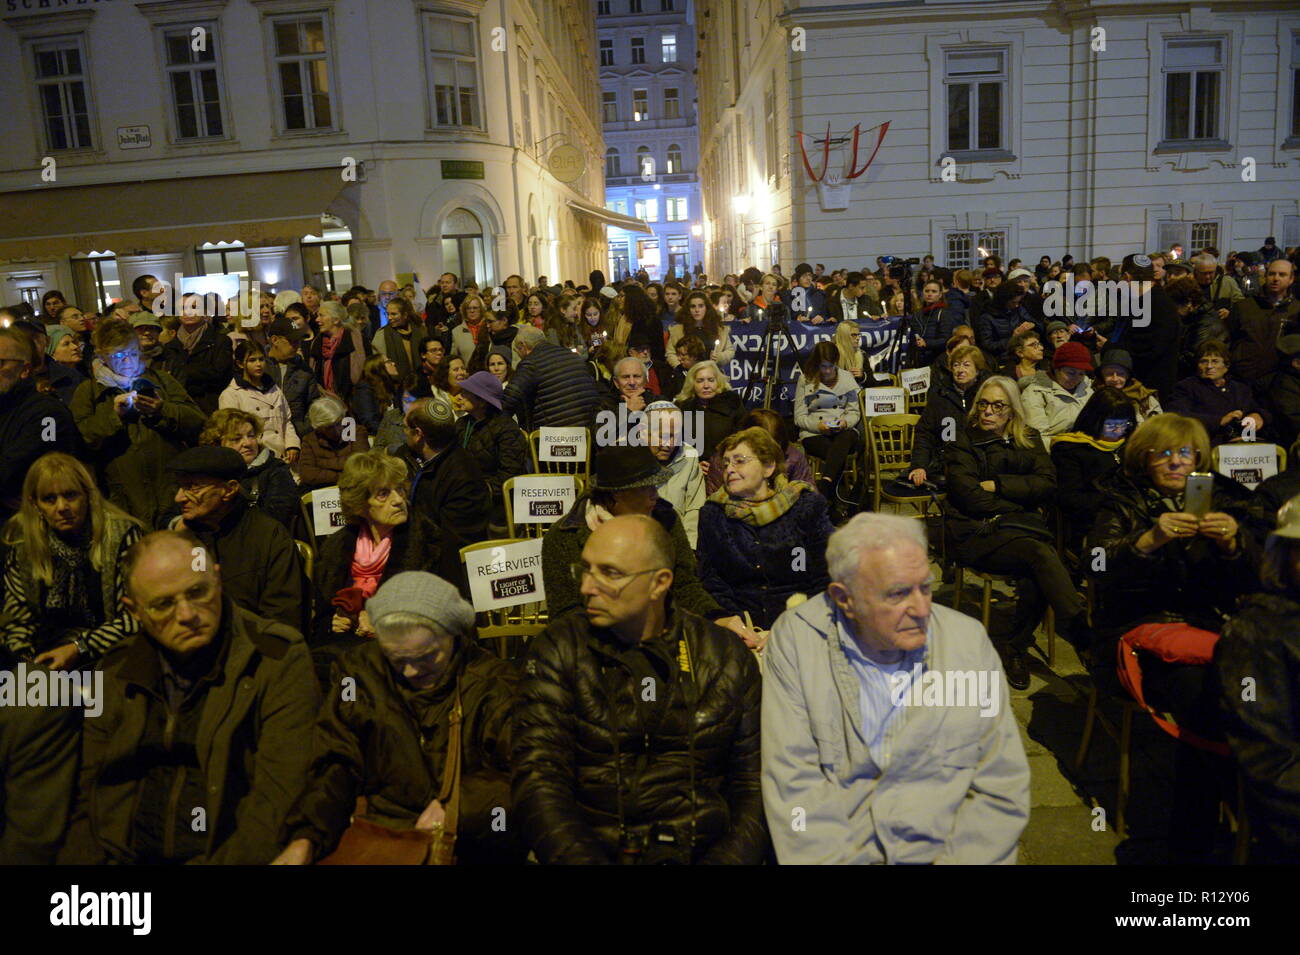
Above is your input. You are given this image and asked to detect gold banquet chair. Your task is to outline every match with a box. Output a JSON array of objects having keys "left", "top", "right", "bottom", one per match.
[
  {"left": 458, "top": 539, "right": 549, "bottom": 658},
  {"left": 503, "top": 474, "right": 577, "bottom": 540},
  {"left": 529, "top": 428, "right": 593, "bottom": 485}
]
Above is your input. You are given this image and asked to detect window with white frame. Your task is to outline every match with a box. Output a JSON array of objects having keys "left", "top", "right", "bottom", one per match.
[
  {"left": 1157, "top": 219, "right": 1221, "bottom": 255},
  {"left": 636, "top": 145, "right": 653, "bottom": 178},
  {"left": 70, "top": 252, "right": 119, "bottom": 311},
  {"left": 666, "top": 143, "right": 682, "bottom": 173},
  {"left": 271, "top": 16, "right": 334, "bottom": 131},
  {"left": 1162, "top": 37, "right": 1225, "bottom": 143},
  {"left": 944, "top": 230, "right": 1006, "bottom": 269},
  {"left": 1282, "top": 215, "right": 1300, "bottom": 250},
  {"left": 33, "top": 38, "right": 93, "bottom": 150},
  {"left": 196, "top": 241, "right": 247, "bottom": 277},
  {"left": 162, "top": 24, "right": 225, "bottom": 139},
  {"left": 602, "top": 91, "right": 618, "bottom": 123},
  {"left": 424, "top": 11, "right": 481, "bottom": 129},
  {"left": 943, "top": 48, "right": 1006, "bottom": 154},
  {"left": 635, "top": 198, "right": 658, "bottom": 222},
  {"left": 666, "top": 197, "right": 687, "bottom": 221},
  {"left": 605, "top": 147, "right": 621, "bottom": 177},
  {"left": 663, "top": 87, "right": 679, "bottom": 120},
  {"left": 630, "top": 37, "right": 645, "bottom": 64},
  {"left": 632, "top": 88, "right": 648, "bottom": 121},
  {"left": 599, "top": 39, "right": 614, "bottom": 67},
  {"left": 661, "top": 33, "right": 677, "bottom": 63},
  {"left": 519, "top": 48, "right": 532, "bottom": 146}
]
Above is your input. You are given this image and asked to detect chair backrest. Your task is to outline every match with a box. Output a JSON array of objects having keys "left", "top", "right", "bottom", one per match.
[
  {"left": 458, "top": 538, "right": 549, "bottom": 645},
  {"left": 301, "top": 486, "right": 346, "bottom": 539},
  {"left": 529, "top": 427, "right": 592, "bottom": 482},
  {"left": 867, "top": 413, "right": 921, "bottom": 473},
  {"left": 503, "top": 473, "right": 578, "bottom": 539},
  {"left": 900, "top": 366, "right": 932, "bottom": 414},
  {"left": 858, "top": 386, "right": 908, "bottom": 420},
  {"left": 1210, "top": 442, "right": 1285, "bottom": 491}
]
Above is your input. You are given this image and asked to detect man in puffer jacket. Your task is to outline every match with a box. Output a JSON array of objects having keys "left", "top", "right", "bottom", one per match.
[
  {"left": 500, "top": 326, "right": 603, "bottom": 431},
  {"left": 976, "top": 282, "right": 1042, "bottom": 361},
  {"left": 512, "top": 515, "right": 767, "bottom": 864},
  {"left": 1021, "top": 342, "right": 1095, "bottom": 450}
]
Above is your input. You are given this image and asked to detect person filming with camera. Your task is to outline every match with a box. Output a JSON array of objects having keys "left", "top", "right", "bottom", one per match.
[{"left": 512, "top": 514, "right": 766, "bottom": 864}]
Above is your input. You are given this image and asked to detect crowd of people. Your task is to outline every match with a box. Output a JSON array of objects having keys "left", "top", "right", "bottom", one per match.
[{"left": 0, "top": 238, "right": 1297, "bottom": 866}]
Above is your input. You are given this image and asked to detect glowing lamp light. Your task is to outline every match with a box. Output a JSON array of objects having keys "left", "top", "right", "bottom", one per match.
[
  {"left": 691, "top": 223, "right": 703, "bottom": 237},
  {"left": 977, "top": 246, "right": 989, "bottom": 258},
  {"left": 732, "top": 194, "right": 751, "bottom": 216}
]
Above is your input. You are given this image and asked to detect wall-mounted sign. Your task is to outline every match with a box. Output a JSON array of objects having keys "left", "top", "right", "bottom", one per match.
[
  {"left": 441, "top": 160, "right": 485, "bottom": 180},
  {"left": 3, "top": 0, "right": 115, "bottom": 17},
  {"left": 547, "top": 144, "right": 585, "bottom": 184},
  {"left": 116, "top": 125, "right": 150, "bottom": 150}
]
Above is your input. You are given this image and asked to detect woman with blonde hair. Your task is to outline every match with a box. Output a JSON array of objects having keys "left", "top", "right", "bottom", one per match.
[
  {"left": 833, "top": 320, "right": 865, "bottom": 381},
  {"left": 199, "top": 407, "right": 300, "bottom": 533},
  {"left": 450, "top": 293, "right": 490, "bottom": 365},
  {"left": 0, "top": 452, "right": 143, "bottom": 669},
  {"left": 675, "top": 358, "right": 747, "bottom": 460},
  {"left": 944, "top": 375, "right": 1089, "bottom": 688}
]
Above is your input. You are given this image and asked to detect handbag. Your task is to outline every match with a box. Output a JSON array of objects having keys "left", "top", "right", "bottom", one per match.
[
  {"left": 987, "top": 511, "right": 1054, "bottom": 541},
  {"left": 317, "top": 687, "right": 463, "bottom": 865}
]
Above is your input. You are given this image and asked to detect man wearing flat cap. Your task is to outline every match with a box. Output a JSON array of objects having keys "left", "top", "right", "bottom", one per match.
[
  {"left": 163, "top": 445, "right": 304, "bottom": 631},
  {"left": 274, "top": 571, "right": 522, "bottom": 864}
]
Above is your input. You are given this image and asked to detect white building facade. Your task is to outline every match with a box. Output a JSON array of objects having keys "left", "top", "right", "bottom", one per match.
[
  {"left": 0, "top": 0, "right": 626, "bottom": 310},
  {"left": 696, "top": 0, "right": 1300, "bottom": 274},
  {"left": 597, "top": 0, "right": 703, "bottom": 281}
]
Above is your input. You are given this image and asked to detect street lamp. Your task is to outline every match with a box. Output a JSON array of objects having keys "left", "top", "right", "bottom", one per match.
[
  {"left": 691, "top": 223, "right": 702, "bottom": 237},
  {"left": 732, "top": 194, "right": 751, "bottom": 216}
]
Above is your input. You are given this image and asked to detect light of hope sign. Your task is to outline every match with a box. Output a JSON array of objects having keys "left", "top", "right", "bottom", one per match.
[
  {"left": 860, "top": 387, "right": 907, "bottom": 416},
  {"left": 466, "top": 539, "right": 545, "bottom": 612},
  {"left": 900, "top": 366, "right": 931, "bottom": 396},
  {"left": 1214, "top": 443, "right": 1280, "bottom": 490},
  {"left": 308, "top": 486, "right": 346, "bottom": 536},
  {"left": 511, "top": 475, "right": 577, "bottom": 524},
  {"left": 538, "top": 427, "right": 588, "bottom": 463}
]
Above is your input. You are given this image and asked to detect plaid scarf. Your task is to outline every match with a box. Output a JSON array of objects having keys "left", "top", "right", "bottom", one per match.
[{"left": 708, "top": 473, "right": 813, "bottom": 527}]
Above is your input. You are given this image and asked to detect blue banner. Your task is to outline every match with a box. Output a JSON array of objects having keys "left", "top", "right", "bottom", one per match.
[{"left": 721, "top": 316, "right": 904, "bottom": 413}]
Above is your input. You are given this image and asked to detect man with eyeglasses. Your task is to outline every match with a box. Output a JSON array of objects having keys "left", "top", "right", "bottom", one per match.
[
  {"left": 60, "top": 529, "right": 318, "bottom": 865},
  {"left": 162, "top": 446, "right": 304, "bottom": 632},
  {"left": 761, "top": 512, "right": 1029, "bottom": 864},
  {"left": 0, "top": 327, "right": 79, "bottom": 525},
  {"left": 513, "top": 514, "right": 766, "bottom": 864}
]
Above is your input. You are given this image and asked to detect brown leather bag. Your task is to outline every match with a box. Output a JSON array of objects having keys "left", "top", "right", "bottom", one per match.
[{"left": 317, "top": 688, "right": 463, "bottom": 865}]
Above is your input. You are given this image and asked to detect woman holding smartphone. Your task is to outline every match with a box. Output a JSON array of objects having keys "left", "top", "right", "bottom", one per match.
[{"left": 1087, "top": 412, "right": 1255, "bottom": 862}]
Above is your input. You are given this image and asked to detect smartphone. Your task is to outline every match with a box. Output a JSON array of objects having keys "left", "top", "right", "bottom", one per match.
[
  {"left": 1184, "top": 472, "right": 1214, "bottom": 517},
  {"left": 133, "top": 378, "right": 158, "bottom": 399}
]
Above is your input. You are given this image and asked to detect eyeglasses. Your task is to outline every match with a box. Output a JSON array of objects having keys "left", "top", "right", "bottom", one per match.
[
  {"left": 720, "top": 454, "right": 756, "bottom": 469},
  {"left": 1147, "top": 447, "right": 1199, "bottom": 465},
  {"left": 975, "top": 400, "right": 1009, "bottom": 413},
  {"left": 104, "top": 349, "right": 139, "bottom": 361},
  {"left": 141, "top": 579, "right": 217, "bottom": 620},
  {"left": 569, "top": 562, "right": 662, "bottom": 596}
]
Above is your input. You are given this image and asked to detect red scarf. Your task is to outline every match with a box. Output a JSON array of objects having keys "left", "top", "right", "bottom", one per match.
[
  {"left": 320, "top": 331, "right": 341, "bottom": 391},
  {"left": 350, "top": 527, "right": 393, "bottom": 600}
]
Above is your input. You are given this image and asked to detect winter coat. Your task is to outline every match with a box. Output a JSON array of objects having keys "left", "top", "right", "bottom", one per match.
[
  {"left": 70, "top": 372, "right": 205, "bottom": 528},
  {"left": 451, "top": 320, "right": 487, "bottom": 367},
  {"left": 266, "top": 354, "right": 320, "bottom": 439},
  {"left": 0, "top": 684, "right": 80, "bottom": 863},
  {"left": 762, "top": 594, "right": 1029, "bottom": 864},
  {"left": 60, "top": 599, "right": 319, "bottom": 864},
  {"left": 706, "top": 443, "right": 814, "bottom": 496},
  {"left": 656, "top": 444, "right": 707, "bottom": 549},
  {"left": 159, "top": 322, "right": 235, "bottom": 416},
  {"left": 308, "top": 327, "right": 367, "bottom": 403},
  {"left": 501, "top": 340, "right": 604, "bottom": 431},
  {"left": 1263, "top": 362, "right": 1300, "bottom": 449},
  {"left": 1122, "top": 379, "right": 1163, "bottom": 424},
  {"left": 1085, "top": 471, "right": 1255, "bottom": 649},
  {"left": 1049, "top": 434, "right": 1124, "bottom": 544},
  {"left": 169, "top": 497, "right": 305, "bottom": 632},
  {"left": 1215, "top": 591, "right": 1300, "bottom": 860},
  {"left": 218, "top": 375, "right": 301, "bottom": 458},
  {"left": 297, "top": 425, "right": 371, "bottom": 492},
  {"left": 909, "top": 368, "right": 989, "bottom": 477},
  {"left": 0, "top": 379, "right": 80, "bottom": 523},
  {"left": 1021, "top": 375, "right": 1094, "bottom": 450},
  {"left": 1243, "top": 467, "right": 1300, "bottom": 554},
  {"left": 541, "top": 496, "right": 722, "bottom": 621},
  {"left": 0, "top": 513, "right": 142, "bottom": 661},
  {"left": 944, "top": 286, "right": 973, "bottom": 325},
  {"left": 511, "top": 607, "right": 766, "bottom": 864},
  {"left": 283, "top": 635, "right": 522, "bottom": 864},
  {"left": 1226, "top": 294, "right": 1300, "bottom": 381},
  {"left": 1167, "top": 375, "right": 1269, "bottom": 445},
  {"left": 456, "top": 411, "right": 530, "bottom": 528},
  {"left": 696, "top": 488, "right": 834, "bottom": 630},
  {"left": 47, "top": 362, "right": 87, "bottom": 405},
  {"left": 976, "top": 303, "right": 1038, "bottom": 361},
  {"left": 792, "top": 368, "right": 861, "bottom": 441},
  {"left": 944, "top": 423, "right": 1056, "bottom": 565},
  {"left": 240, "top": 449, "right": 302, "bottom": 535},
  {"left": 405, "top": 445, "right": 492, "bottom": 596},
  {"left": 911, "top": 305, "right": 958, "bottom": 367},
  {"left": 1109, "top": 286, "right": 1181, "bottom": 402},
  {"left": 371, "top": 323, "right": 429, "bottom": 383},
  {"left": 676, "top": 388, "right": 747, "bottom": 460}
]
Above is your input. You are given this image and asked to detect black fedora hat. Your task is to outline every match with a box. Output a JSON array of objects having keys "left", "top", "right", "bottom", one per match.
[{"left": 590, "top": 445, "right": 668, "bottom": 492}]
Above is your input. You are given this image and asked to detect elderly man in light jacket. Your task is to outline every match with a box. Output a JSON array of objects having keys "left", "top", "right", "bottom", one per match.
[{"left": 762, "top": 513, "right": 1030, "bottom": 864}]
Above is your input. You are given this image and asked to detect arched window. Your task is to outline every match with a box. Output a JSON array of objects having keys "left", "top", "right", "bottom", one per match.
[
  {"left": 636, "top": 145, "right": 653, "bottom": 179},
  {"left": 666, "top": 144, "right": 683, "bottom": 174},
  {"left": 441, "top": 208, "right": 485, "bottom": 287},
  {"left": 605, "top": 147, "right": 620, "bottom": 178}
]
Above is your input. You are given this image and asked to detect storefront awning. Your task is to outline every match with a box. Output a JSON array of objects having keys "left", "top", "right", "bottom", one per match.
[
  {"left": 0, "top": 167, "right": 348, "bottom": 260},
  {"left": 565, "top": 197, "right": 653, "bottom": 235}
]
